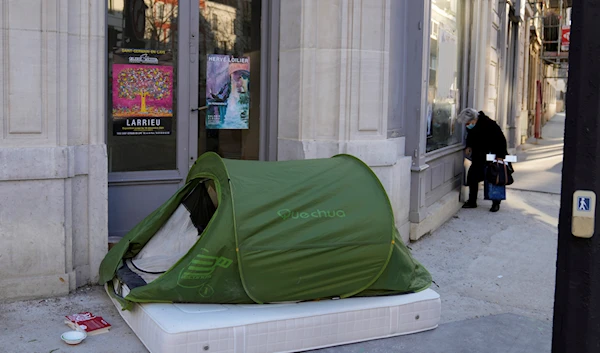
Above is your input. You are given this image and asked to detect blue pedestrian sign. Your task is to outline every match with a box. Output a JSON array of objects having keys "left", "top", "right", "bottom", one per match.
[
  {"left": 572, "top": 191, "right": 596, "bottom": 238},
  {"left": 578, "top": 196, "right": 591, "bottom": 212}
]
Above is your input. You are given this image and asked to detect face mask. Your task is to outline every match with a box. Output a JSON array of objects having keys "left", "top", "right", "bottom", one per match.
[{"left": 466, "top": 123, "right": 475, "bottom": 130}]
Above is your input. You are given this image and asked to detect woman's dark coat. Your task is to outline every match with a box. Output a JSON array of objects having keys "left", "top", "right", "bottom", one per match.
[{"left": 466, "top": 111, "right": 508, "bottom": 184}]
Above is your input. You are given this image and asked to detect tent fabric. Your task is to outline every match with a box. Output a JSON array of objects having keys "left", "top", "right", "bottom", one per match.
[{"left": 99, "top": 152, "right": 431, "bottom": 306}]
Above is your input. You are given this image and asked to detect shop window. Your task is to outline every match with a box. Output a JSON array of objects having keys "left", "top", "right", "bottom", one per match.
[
  {"left": 426, "top": 0, "right": 463, "bottom": 153},
  {"left": 106, "top": 0, "right": 180, "bottom": 172},
  {"left": 197, "top": 0, "right": 262, "bottom": 160}
]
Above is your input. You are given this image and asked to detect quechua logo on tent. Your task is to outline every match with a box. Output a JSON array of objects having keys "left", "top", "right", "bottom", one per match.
[
  {"left": 277, "top": 209, "right": 346, "bottom": 220},
  {"left": 177, "top": 249, "right": 233, "bottom": 290}
]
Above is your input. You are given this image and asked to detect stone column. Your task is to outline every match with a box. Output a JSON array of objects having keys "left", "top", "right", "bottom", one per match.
[
  {"left": 0, "top": 1, "right": 107, "bottom": 300},
  {"left": 277, "top": 0, "right": 413, "bottom": 243}
]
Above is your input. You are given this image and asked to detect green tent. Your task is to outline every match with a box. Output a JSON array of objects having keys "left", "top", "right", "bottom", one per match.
[{"left": 100, "top": 152, "right": 431, "bottom": 308}]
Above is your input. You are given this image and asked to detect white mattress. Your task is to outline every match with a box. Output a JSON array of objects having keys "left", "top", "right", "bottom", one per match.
[{"left": 106, "top": 285, "right": 441, "bottom": 353}]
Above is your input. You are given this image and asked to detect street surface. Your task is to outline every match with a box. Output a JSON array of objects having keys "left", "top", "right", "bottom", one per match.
[
  {"left": 509, "top": 113, "right": 564, "bottom": 195},
  {"left": 0, "top": 115, "right": 565, "bottom": 353}
]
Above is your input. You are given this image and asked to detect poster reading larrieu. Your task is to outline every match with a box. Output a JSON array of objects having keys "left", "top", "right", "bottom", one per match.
[
  {"left": 206, "top": 54, "right": 250, "bottom": 129},
  {"left": 112, "top": 48, "right": 174, "bottom": 136}
]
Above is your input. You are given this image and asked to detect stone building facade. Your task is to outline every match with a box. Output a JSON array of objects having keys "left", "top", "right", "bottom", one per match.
[{"left": 0, "top": 0, "right": 562, "bottom": 300}]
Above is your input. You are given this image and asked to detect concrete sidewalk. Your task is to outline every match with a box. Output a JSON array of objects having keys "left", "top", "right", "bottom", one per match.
[
  {"left": 0, "top": 286, "right": 147, "bottom": 353},
  {"left": 313, "top": 314, "right": 551, "bottom": 353},
  {"left": 509, "top": 113, "right": 565, "bottom": 195}
]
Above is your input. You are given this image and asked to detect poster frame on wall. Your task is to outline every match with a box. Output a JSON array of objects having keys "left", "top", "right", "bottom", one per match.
[{"left": 111, "top": 48, "right": 174, "bottom": 136}]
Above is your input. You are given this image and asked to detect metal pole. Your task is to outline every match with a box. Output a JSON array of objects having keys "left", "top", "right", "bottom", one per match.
[
  {"left": 558, "top": 0, "right": 563, "bottom": 56},
  {"left": 537, "top": 2, "right": 543, "bottom": 141},
  {"left": 551, "top": 0, "right": 600, "bottom": 351},
  {"left": 537, "top": 2, "right": 544, "bottom": 139}
]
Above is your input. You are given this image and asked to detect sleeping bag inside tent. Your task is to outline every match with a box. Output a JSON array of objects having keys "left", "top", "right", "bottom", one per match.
[{"left": 100, "top": 152, "right": 432, "bottom": 307}]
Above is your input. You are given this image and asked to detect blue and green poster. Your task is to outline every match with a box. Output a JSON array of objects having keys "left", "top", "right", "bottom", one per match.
[{"left": 205, "top": 54, "right": 250, "bottom": 129}]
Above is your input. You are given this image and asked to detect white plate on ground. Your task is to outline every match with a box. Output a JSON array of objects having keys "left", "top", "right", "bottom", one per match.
[{"left": 61, "top": 330, "right": 87, "bottom": 345}]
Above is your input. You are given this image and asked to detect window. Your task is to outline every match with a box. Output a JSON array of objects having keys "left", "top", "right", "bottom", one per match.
[
  {"left": 106, "top": 0, "right": 179, "bottom": 172},
  {"left": 212, "top": 14, "right": 218, "bottom": 30},
  {"left": 108, "top": 0, "right": 114, "bottom": 13},
  {"left": 426, "top": 0, "right": 463, "bottom": 152},
  {"left": 157, "top": 3, "right": 165, "bottom": 19},
  {"left": 197, "top": 0, "right": 262, "bottom": 160}
]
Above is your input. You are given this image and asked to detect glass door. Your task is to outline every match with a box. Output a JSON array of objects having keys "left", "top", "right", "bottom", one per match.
[
  {"left": 107, "top": 0, "right": 192, "bottom": 237},
  {"left": 107, "top": 0, "right": 275, "bottom": 238},
  {"left": 191, "top": 0, "right": 263, "bottom": 161}
]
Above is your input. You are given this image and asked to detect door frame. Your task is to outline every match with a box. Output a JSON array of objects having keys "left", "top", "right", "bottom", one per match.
[
  {"left": 106, "top": 0, "right": 194, "bottom": 237},
  {"left": 107, "top": 0, "right": 193, "bottom": 187},
  {"left": 259, "top": 0, "right": 280, "bottom": 162},
  {"left": 106, "top": 0, "right": 280, "bottom": 237},
  {"left": 187, "top": 0, "right": 280, "bottom": 165}
]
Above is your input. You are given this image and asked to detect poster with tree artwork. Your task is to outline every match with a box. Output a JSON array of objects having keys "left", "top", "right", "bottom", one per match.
[{"left": 111, "top": 48, "right": 174, "bottom": 136}]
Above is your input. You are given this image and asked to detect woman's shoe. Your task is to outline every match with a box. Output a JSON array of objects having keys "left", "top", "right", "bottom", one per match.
[
  {"left": 490, "top": 203, "right": 500, "bottom": 212},
  {"left": 462, "top": 202, "right": 477, "bottom": 209}
]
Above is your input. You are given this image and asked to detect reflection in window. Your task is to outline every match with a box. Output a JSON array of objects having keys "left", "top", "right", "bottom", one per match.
[
  {"left": 107, "top": 0, "right": 179, "bottom": 172},
  {"left": 426, "top": 0, "right": 463, "bottom": 153},
  {"left": 197, "top": 0, "right": 261, "bottom": 160}
]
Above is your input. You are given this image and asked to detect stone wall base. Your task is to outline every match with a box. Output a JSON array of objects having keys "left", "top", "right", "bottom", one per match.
[{"left": 0, "top": 145, "right": 108, "bottom": 301}]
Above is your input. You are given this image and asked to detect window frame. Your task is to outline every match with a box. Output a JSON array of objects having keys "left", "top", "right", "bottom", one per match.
[{"left": 424, "top": 0, "right": 468, "bottom": 155}]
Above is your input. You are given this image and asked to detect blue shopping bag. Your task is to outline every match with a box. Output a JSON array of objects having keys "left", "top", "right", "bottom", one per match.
[
  {"left": 484, "top": 179, "right": 506, "bottom": 201},
  {"left": 484, "top": 163, "right": 507, "bottom": 201}
]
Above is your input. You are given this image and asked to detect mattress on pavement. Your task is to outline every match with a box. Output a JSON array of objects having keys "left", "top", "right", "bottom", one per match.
[{"left": 105, "top": 283, "right": 441, "bottom": 353}]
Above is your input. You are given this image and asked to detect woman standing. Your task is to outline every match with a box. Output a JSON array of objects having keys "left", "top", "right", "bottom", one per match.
[{"left": 458, "top": 108, "right": 509, "bottom": 212}]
